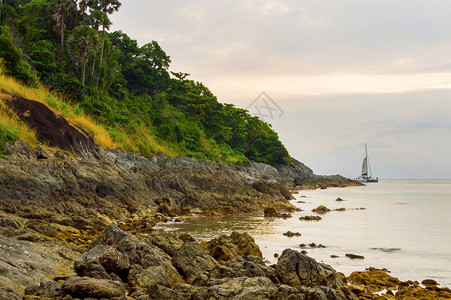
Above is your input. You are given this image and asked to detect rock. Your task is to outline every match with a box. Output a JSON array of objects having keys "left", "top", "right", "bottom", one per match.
[
  {"left": 193, "top": 276, "right": 280, "bottom": 299},
  {"left": 172, "top": 241, "right": 218, "bottom": 279},
  {"left": 346, "top": 267, "right": 400, "bottom": 293},
  {"left": 334, "top": 207, "right": 346, "bottom": 211},
  {"left": 275, "top": 249, "right": 344, "bottom": 290},
  {"left": 35, "top": 145, "right": 54, "bottom": 159},
  {"left": 336, "top": 197, "right": 344, "bottom": 201},
  {"left": 24, "top": 280, "right": 65, "bottom": 299},
  {"left": 264, "top": 207, "right": 291, "bottom": 218},
  {"left": 422, "top": 278, "right": 438, "bottom": 286},
  {"left": 74, "top": 245, "right": 130, "bottom": 280},
  {"left": 330, "top": 255, "right": 339, "bottom": 258},
  {"left": 62, "top": 276, "right": 126, "bottom": 298},
  {"left": 89, "top": 225, "right": 173, "bottom": 269},
  {"left": 396, "top": 286, "right": 451, "bottom": 300},
  {"left": 299, "top": 215, "right": 322, "bottom": 221},
  {"left": 202, "top": 235, "right": 240, "bottom": 263},
  {"left": 283, "top": 231, "right": 301, "bottom": 237},
  {"left": 0, "top": 216, "right": 21, "bottom": 230},
  {"left": 312, "top": 205, "right": 330, "bottom": 214},
  {"left": 222, "top": 255, "right": 276, "bottom": 279},
  {"left": 0, "top": 287, "right": 22, "bottom": 300},
  {"left": 0, "top": 233, "right": 79, "bottom": 295},
  {"left": 301, "top": 250, "right": 308, "bottom": 254},
  {"left": 230, "top": 232, "right": 263, "bottom": 258},
  {"left": 128, "top": 263, "right": 184, "bottom": 289},
  {"left": 148, "top": 232, "right": 184, "bottom": 257},
  {"left": 6, "top": 96, "right": 97, "bottom": 154},
  {"left": 345, "top": 253, "right": 365, "bottom": 259},
  {"left": 274, "top": 253, "right": 279, "bottom": 258}
]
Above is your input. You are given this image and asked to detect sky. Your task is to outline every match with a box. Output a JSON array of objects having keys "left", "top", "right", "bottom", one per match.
[{"left": 111, "top": 0, "right": 451, "bottom": 179}]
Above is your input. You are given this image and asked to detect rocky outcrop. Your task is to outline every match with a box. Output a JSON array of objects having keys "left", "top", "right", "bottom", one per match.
[
  {"left": 20, "top": 225, "right": 357, "bottom": 299},
  {"left": 346, "top": 267, "right": 451, "bottom": 299},
  {"left": 5, "top": 95, "right": 96, "bottom": 154}
]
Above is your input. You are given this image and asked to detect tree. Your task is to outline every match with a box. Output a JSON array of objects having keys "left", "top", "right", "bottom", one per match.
[
  {"left": 88, "top": 0, "right": 121, "bottom": 87},
  {"left": 50, "top": 0, "right": 76, "bottom": 59},
  {"left": 67, "top": 25, "right": 99, "bottom": 85}
]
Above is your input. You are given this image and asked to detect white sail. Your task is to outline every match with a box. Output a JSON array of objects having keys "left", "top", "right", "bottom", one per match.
[{"left": 362, "top": 157, "right": 368, "bottom": 176}]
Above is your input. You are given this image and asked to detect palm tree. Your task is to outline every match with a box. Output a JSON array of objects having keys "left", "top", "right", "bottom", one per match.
[
  {"left": 51, "top": 0, "right": 76, "bottom": 59},
  {"left": 89, "top": 0, "right": 121, "bottom": 87},
  {"left": 67, "top": 25, "right": 99, "bottom": 86}
]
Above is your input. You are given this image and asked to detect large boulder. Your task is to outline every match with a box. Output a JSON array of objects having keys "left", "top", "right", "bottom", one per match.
[
  {"left": 74, "top": 245, "right": 130, "bottom": 280},
  {"left": 172, "top": 241, "right": 218, "bottom": 279},
  {"left": 62, "top": 276, "right": 126, "bottom": 299},
  {"left": 89, "top": 225, "right": 183, "bottom": 288},
  {"left": 148, "top": 232, "right": 184, "bottom": 257},
  {"left": 192, "top": 276, "right": 280, "bottom": 299},
  {"left": 202, "top": 235, "right": 240, "bottom": 263},
  {"left": 275, "top": 249, "right": 356, "bottom": 299},
  {"left": 89, "top": 224, "right": 172, "bottom": 268},
  {"left": 230, "top": 232, "right": 263, "bottom": 258}
]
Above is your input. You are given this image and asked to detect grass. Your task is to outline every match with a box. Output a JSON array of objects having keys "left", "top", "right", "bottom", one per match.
[
  {"left": 0, "top": 66, "right": 129, "bottom": 151},
  {"left": 0, "top": 93, "right": 37, "bottom": 150},
  {"left": 0, "top": 65, "right": 245, "bottom": 163}
]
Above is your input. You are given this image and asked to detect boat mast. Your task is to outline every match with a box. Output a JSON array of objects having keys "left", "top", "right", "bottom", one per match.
[{"left": 366, "top": 143, "right": 373, "bottom": 177}]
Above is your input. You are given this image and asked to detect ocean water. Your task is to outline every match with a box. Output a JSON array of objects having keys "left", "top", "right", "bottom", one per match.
[{"left": 157, "top": 179, "right": 451, "bottom": 287}]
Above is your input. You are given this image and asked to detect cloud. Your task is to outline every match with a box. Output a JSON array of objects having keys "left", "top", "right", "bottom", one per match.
[{"left": 110, "top": 1, "right": 451, "bottom": 178}]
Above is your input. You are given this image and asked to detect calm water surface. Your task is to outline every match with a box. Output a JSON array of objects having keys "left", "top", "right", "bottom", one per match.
[{"left": 157, "top": 179, "right": 451, "bottom": 287}]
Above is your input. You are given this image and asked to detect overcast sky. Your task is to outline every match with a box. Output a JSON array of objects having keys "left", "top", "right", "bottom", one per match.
[{"left": 111, "top": 0, "right": 451, "bottom": 179}]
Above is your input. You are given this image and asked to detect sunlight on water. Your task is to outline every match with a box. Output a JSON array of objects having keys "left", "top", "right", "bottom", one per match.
[{"left": 157, "top": 179, "right": 451, "bottom": 287}]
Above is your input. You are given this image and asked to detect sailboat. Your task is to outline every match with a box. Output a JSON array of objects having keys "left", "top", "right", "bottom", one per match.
[{"left": 357, "top": 143, "right": 378, "bottom": 183}]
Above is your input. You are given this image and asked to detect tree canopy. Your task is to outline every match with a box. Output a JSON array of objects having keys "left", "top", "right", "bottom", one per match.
[{"left": 0, "top": 0, "right": 291, "bottom": 165}]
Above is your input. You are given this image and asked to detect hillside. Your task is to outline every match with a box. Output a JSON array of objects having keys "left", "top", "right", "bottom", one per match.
[{"left": 0, "top": 0, "right": 290, "bottom": 165}]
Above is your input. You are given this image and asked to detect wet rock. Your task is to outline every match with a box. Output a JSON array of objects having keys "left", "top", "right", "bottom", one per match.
[
  {"left": 345, "top": 253, "right": 365, "bottom": 259},
  {"left": 422, "top": 278, "right": 438, "bottom": 286},
  {"left": 369, "top": 247, "right": 401, "bottom": 252},
  {"left": 346, "top": 267, "right": 400, "bottom": 293},
  {"left": 283, "top": 231, "right": 302, "bottom": 237},
  {"left": 312, "top": 205, "right": 330, "bottom": 214},
  {"left": 172, "top": 241, "right": 218, "bottom": 279},
  {"left": 62, "top": 276, "right": 126, "bottom": 298},
  {"left": 299, "top": 215, "right": 322, "bottom": 221},
  {"left": 264, "top": 207, "right": 292, "bottom": 218},
  {"left": 275, "top": 249, "right": 345, "bottom": 290},
  {"left": 230, "top": 232, "right": 263, "bottom": 258},
  {"left": 202, "top": 235, "right": 240, "bottom": 263}
]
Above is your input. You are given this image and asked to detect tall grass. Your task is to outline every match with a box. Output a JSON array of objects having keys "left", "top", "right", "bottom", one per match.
[{"left": 0, "top": 67, "right": 120, "bottom": 150}]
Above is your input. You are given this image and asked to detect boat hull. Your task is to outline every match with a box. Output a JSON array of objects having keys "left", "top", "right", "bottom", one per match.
[{"left": 357, "top": 177, "right": 378, "bottom": 183}]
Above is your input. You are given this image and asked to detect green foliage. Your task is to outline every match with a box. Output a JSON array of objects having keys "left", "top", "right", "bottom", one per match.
[
  {"left": 0, "top": 123, "right": 19, "bottom": 154},
  {"left": 0, "top": 25, "right": 38, "bottom": 86},
  {"left": 0, "top": 0, "right": 292, "bottom": 165}
]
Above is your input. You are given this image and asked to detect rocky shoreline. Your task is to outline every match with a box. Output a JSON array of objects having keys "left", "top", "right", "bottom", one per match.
[{"left": 1, "top": 223, "right": 450, "bottom": 300}]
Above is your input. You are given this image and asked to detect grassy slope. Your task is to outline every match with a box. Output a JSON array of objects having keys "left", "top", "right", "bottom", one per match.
[{"left": 0, "top": 66, "right": 173, "bottom": 155}]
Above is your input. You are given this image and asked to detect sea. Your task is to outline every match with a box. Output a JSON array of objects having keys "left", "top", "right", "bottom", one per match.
[{"left": 156, "top": 179, "right": 451, "bottom": 287}]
